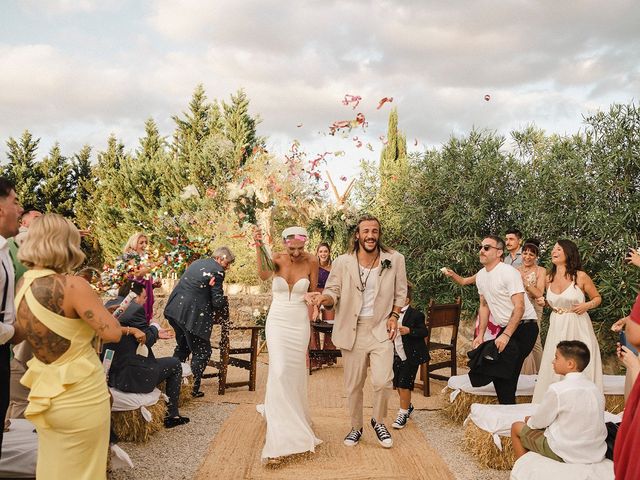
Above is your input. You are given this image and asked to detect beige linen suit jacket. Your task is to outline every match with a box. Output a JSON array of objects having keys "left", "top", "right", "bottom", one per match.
[{"left": 323, "top": 249, "right": 407, "bottom": 351}]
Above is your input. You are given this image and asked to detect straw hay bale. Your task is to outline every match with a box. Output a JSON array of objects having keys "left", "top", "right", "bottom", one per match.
[
  {"left": 111, "top": 399, "right": 167, "bottom": 443},
  {"left": 158, "top": 376, "right": 194, "bottom": 408},
  {"left": 605, "top": 394, "right": 624, "bottom": 414},
  {"left": 463, "top": 420, "right": 515, "bottom": 470},
  {"left": 441, "top": 389, "right": 532, "bottom": 424}
]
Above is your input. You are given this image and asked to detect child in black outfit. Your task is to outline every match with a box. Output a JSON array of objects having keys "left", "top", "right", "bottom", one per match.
[{"left": 391, "top": 283, "right": 430, "bottom": 429}]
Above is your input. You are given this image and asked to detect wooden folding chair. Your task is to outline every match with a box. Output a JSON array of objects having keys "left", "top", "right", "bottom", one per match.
[
  {"left": 419, "top": 297, "right": 462, "bottom": 396},
  {"left": 204, "top": 303, "right": 263, "bottom": 395}
]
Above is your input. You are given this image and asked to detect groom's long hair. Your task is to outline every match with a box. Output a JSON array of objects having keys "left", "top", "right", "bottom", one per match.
[{"left": 350, "top": 215, "right": 390, "bottom": 254}]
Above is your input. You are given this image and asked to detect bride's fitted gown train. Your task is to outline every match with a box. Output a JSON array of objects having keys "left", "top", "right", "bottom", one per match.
[
  {"left": 532, "top": 283, "right": 603, "bottom": 403},
  {"left": 257, "top": 277, "right": 322, "bottom": 461}
]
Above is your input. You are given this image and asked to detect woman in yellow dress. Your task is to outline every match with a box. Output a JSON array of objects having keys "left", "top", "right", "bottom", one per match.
[{"left": 12, "top": 214, "right": 122, "bottom": 480}]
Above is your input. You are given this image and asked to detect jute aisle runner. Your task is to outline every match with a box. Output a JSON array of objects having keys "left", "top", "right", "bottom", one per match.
[
  {"left": 196, "top": 404, "right": 454, "bottom": 479},
  {"left": 194, "top": 356, "right": 454, "bottom": 479}
]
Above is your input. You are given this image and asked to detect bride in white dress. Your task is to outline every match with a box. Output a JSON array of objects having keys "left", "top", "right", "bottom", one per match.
[
  {"left": 253, "top": 226, "right": 322, "bottom": 463},
  {"left": 532, "top": 240, "right": 603, "bottom": 403}
]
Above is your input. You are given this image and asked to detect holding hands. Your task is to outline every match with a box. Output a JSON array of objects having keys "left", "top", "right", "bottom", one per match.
[{"left": 304, "top": 291, "right": 321, "bottom": 306}]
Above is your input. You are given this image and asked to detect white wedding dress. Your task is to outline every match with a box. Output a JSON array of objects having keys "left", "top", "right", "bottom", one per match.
[
  {"left": 532, "top": 283, "right": 603, "bottom": 403},
  {"left": 257, "top": 277, "right": 322, "bottom": 461}
]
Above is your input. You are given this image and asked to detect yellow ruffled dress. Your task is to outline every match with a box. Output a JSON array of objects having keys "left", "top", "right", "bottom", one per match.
[{"left": 17, "top": 269, "right": 110, "bottom": 480}]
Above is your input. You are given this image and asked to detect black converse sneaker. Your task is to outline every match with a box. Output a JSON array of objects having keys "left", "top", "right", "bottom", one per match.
[
  {"left": 343, "top": 427, "right": 363, "bottom": 446},
  {"left": 407, "top": 403, "right": 414, "bottom": 417},
  {"left": 391, "top": 410, "right": 409, "bottom": 429},
  {"left": 370, "top": 418, "right": 393, "bottom": 448}
]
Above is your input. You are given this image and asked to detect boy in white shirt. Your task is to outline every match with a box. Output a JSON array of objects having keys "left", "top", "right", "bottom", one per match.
[{"left": 511, "top": 340, "right": 607, "bottom": 463}]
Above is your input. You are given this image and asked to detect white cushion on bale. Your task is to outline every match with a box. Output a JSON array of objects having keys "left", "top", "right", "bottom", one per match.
[
  {"left": 603, "top": 374, "right": 624, "bottom": 394},
  {"left": 0, "top": 419, "right": 37, "bottom": 479},
  {"left": 465, "top": 403, "right": 538, "bottom": 449},
  {"left": 466, "top": 403, "right": 622, "bottom": 451},
  {"left": 446, "top": 374, "right": 537, "bottom": 402},
  {"left": 446, "top": 374, "right": 624, "bottom": 402},
  {"left": 110, "top": 387, "right": 166, "bottom": 421},
  {"left": 510, "top": 452, "right": 613, "bottom": 480}
]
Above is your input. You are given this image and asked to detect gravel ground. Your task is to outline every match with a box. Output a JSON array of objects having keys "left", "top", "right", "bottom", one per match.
[
  {"left": 109, "top": 401, "right": 236, "bottom": 480},
  {"left": 109, "top": 340, "right": 508, "bottom": 479},
  {"left": 108, "top": 402, "right": 510, "bottom": 480},
  {"left": 412, "top": 410, "right": 510, "bottom": 480}
]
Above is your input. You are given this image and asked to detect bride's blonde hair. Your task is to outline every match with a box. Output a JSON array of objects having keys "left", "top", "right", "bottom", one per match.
[{"left": 18, "top": 214, "right": 85, "bottom": 273}]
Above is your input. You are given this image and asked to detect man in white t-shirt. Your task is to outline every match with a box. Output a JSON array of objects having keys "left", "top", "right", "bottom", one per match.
[{"left": 473, "top": 235, "right": 539, "bottom": 404}]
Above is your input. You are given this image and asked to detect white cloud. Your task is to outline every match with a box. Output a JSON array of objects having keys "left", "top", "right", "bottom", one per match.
[
  {"left": 20, "top": 0, "right": 118, "bottom": 14},
  {"left": 0, "top": 0, "right": 638, "bottom": 181}
]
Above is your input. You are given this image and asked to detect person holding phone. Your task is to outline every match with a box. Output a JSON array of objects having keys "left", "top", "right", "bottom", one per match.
[
  {"left": 612, "top": 247, "right": 640, "bottom": 399},
  {"left": 613, "top": 288, "right": 640, "bottom": 479}
]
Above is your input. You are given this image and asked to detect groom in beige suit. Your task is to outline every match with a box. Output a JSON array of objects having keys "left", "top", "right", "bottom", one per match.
[{"left": 315, "top": 215, "right": 407, "bottom": 448}]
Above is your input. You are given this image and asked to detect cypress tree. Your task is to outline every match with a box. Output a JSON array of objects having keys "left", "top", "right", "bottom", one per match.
[{"left": 379, "top": 107, "right": 408, "bottom": 182}]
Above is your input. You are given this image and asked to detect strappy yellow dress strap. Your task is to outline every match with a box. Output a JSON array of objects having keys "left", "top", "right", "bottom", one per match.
[
  {"left": 15, "top": 269, "right": 85, "bottom": 340},
  {"left": 18, "top": 270, "right": 106, "bottom": 428}
]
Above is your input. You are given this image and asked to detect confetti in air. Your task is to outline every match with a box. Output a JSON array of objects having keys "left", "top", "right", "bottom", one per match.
[
  {"left": 341, "top": 94, "right": 362, "bottom": 109},
  {"left": 376, "top": 97, "right": 393, "bottom": 109}
]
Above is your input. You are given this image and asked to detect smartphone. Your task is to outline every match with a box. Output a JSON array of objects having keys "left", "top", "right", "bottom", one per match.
[{"left": 620, "top": 331, "right": 639, "bottom": 356}]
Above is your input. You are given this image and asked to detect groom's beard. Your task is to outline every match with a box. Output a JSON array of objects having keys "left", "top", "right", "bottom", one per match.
[{"left": 359, "top": 238, "right": 379, "bottom": 253}]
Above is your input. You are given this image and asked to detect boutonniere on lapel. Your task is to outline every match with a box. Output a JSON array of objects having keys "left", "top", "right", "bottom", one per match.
[{"left": 379, "top": 259, "right": 392, "bottom": 276}]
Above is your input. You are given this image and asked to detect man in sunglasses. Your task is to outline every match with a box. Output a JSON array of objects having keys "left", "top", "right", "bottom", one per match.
[{"left": 471, "top": 235, "right": 539, "bottom": 404}]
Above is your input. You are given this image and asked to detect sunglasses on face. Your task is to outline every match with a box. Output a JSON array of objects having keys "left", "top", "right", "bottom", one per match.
[{"left": 480, "top": 244, "right": 501, "bottom": 252}]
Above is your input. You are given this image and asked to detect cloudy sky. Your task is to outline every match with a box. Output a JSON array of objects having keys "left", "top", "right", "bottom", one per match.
[{"left": 1, "top": 0, "right": 638, "bottom": 190}]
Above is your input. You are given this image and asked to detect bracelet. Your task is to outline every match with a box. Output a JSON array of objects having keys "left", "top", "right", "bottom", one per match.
[
  {"left": 502, "top": 332, "right": 511, "bottom": 338},
  {"left": 389, "top": 312, "right": 400, "bottom": 319}
]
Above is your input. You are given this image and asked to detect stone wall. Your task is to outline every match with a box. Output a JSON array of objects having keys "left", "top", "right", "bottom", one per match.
[{"left": 152, "top": 283, "right": 620, "bottom": 373}]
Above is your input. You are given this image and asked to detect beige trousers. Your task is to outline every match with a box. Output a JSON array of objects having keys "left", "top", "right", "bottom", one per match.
[{"left": 341, "top": 316, "right": 394, "bottom": 429}]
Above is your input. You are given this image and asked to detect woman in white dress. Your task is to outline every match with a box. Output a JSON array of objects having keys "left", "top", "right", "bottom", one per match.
[
  {"left": 532, "top": 239, "right": 603, "bottom": 403},
  {"left": 253, "top": 226, "right": 322, "bottom": 463},
  {"left": 517, "top": 239, "right": 546, "bottom": 374}
]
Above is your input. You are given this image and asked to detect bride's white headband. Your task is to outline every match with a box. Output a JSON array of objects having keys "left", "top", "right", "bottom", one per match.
[{"left": 282, "top": 226, "right": 308, "bottom": 242}]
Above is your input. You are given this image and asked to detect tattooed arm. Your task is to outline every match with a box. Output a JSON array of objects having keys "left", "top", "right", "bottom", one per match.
[{"left": 68, "top": 276, "right": 122, "bottom": 342}]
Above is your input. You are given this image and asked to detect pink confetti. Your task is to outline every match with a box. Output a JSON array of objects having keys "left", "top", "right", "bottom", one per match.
[
  {"left": 377, "top": 97, "right": 393, "bottom": 109},
  {"left": 329, "top": 112, "right": 367, "bottom": 135},
  {"left": 341, "top": 94, "right": 362, "bottom": 109}
]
